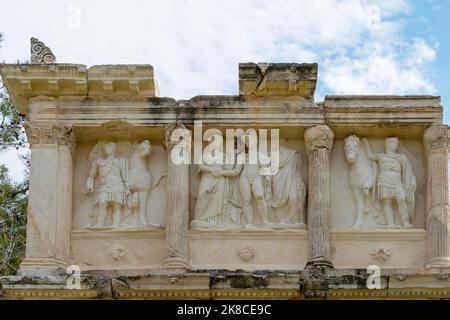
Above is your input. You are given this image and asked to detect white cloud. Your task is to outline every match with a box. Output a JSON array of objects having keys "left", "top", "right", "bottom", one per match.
[
  {"left": 0, "top": 0, "right": 436, "bottom": 99},
  {"left": 0, "top": 0, "right": 440, "bottom": 182},
  {"left": 322, "top": 38, "right": 437, "bottom": 95},
  {"left": 0, "top": 148, "right": 28, "bottom": 183}
]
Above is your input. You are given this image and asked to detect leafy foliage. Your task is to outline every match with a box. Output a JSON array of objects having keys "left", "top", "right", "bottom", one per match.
[
  {"left": 0, "top": 32, "right": 29, "bottom": 276},
  {"left": 0, "top": 87, "right": 26, "bottom": 151},
  {"left": 0, "top": 165, "right": 27, "bottom": 276}
]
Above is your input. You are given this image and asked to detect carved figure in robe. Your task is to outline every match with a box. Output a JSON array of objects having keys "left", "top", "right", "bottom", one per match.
[
  {"left": 191, "top": 133, "right": 243, "bottom": 228},
  {"left": 267, "top": 145, "right": 306, "bottom": 225}
]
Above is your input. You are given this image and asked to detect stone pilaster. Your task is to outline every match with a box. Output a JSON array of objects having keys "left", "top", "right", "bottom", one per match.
[
  {"left": 423, "top": 124, "right": 450, "bottom": 268},
  {"left": 304, "top": 125, "right": 334, "bottom": 268},
  {"left": 163, "top": 124, "right": 192, "bottom": 271},
  {"left": 20, "top": 122, "right": 75, "bottom": 276}
]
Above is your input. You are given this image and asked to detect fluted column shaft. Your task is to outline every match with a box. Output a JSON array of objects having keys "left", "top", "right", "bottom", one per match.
[
  {"left": 20, "top": 122, "right": 75, "bottom": 276},
  {"left": 304, "top": 125, "right": 334, "bottom": 268},
  {"left": 424, "top": 124, "right": 450, "bottom": 268},
  {"left": 163, "top": 124, "right": 192, "bottom": 270}
]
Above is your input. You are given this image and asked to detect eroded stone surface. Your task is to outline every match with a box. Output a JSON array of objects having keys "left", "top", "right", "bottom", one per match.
[{"left": 0, "top": 57, "right": 448, "bottom": 299}]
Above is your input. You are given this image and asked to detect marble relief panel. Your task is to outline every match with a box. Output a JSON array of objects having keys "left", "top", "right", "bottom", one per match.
[
  {"left": 331, "top": 137, "right": 426, "bottom": 229},
  {"left": 72, "top": 140, "right": 168, "bottom": 230}
]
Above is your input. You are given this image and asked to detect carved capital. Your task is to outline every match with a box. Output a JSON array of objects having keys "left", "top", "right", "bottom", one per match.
[
  {"left": 24, "top": 122, "right": 76, "bottom": 148},
  {"left": 164, "top": 122, "right": 192, "bottom": 150},
  {"left": 304, "top": 125, "right": 334, "bottom": 154},
  {"left": 424, "top": 124, "right": 450, "bottom": 153}
]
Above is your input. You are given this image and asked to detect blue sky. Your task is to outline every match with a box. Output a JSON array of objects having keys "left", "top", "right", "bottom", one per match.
[
  {"left": 407, "top": 0, "right": 450, "bottom": 123},
  {"left": 0, "top": 0, "right": 449, "bottom": 181}
]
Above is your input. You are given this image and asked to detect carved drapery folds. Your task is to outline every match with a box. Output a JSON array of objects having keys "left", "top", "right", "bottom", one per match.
[
  {"left": 191, "top": 129, "right": 306, "bottom": 229},
  {"left": 423, "top": 124, "right": 450, "bottom": 268},
  {"left": 163, "top": 123, "right": 192, "bottom": 270},
  {"left": 304, "top": 125, "right": 334, "bottom": 268}
]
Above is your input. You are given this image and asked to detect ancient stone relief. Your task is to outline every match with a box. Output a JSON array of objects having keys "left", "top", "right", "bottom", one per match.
[
  {"left": 238, "top": 245, "right": 255, "bottom": 262},
  {"left": 85, "top": 140, "right": 161, "bottom": 229},
  {"left": 370, "top": 247, "right": 391, "bottom": 263},
  {"left": 344, "top": 135, "right": 416, "bottom": 229},
  {"left": 30, "top": 37, "right": 56, "bottom": 64},
  {"left": 191, "top": 131, "right": 306, "bottom": 229}
]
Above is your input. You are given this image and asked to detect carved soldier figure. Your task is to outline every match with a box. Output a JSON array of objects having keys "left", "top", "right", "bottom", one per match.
[
  {"left": 362, "top": 137, "right": 416, "bottom": 228},
  {"left": 87, "top": 142, "right": 129, "bottom": 228}
]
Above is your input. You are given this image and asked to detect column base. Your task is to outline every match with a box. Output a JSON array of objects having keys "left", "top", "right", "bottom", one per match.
[
  {"left": 163, "top": 257, "right": 189, "bottom": 273},
  {"left": 19, "top": 258, "right": 69, "bottom": 277},
  {"left": 306, "top": 256, "right": 334, "bottom": 269},
  {"left": 426, "top": 257, "right": 450, "bottom": 269}
]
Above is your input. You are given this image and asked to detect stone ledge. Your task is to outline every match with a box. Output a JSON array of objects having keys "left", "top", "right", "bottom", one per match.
[
  {"left": 331, "top": 228, "right": 426, "bottom": 241},
  {"left": 0, "top": 63, "right": 157, "bottom": 113},
  {"left": 71, "top": 226, "right": 165, "bottom": 240},
  {"left": 239, "top": 63, "right": 317, "bottom": 99},
  {"left": 3, "top": 270, "right": 450, "bottom": 300},
  {"left": 189, "top": 228, "right": 307, "bottom": 240},
  {"left": 324, "top": 95, "right": 442, "bottom": 108}
]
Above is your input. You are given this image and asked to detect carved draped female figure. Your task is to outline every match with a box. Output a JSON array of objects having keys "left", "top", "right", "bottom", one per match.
[
  {"left": 268, "top": 145, "right": 306, "bottom": 225},
  {"left": 191, "top": 132, "right": 243, "bottom": 228}
]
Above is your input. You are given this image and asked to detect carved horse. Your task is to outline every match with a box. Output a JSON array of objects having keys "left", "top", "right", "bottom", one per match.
[
  {"left": 127, "top": 140, "right": 153, "bottom": 226},
  {"left": 344, "top": 135, "right": 376, "bottom": 228}
]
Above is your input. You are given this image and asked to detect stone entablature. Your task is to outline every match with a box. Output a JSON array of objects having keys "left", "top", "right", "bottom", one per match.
[
  {"left": 1, "top": 58, "right": 449, "bottom": 300},
  {"left": 0, "top": 64, "right": 157, "bottom": 114}
]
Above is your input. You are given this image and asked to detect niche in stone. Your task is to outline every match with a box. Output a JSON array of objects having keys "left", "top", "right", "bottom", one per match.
[
  {"left": 84, "top": 140, "right": 163, "bottom": 229},
  {"left": 344, "top": 135, "right": 416, "bottom": 229},
  {"left": 191, "top": 130, "right": 306, "bottom": 229}
]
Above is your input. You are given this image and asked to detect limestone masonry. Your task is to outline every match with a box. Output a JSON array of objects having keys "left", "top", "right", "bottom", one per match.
[{"left": 0, "top": 38, "right": 449, "bottom": 299}]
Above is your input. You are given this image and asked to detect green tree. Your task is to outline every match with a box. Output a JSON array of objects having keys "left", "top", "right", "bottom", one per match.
[
  {"left": 0, "top": 165, "right": 27, "bottom": 276},
  {"left": 0, "top": 88, "right": 26, "bottom": 151},
  {"left": 0, "top": 32, "right": 29, "bottom": 276}
]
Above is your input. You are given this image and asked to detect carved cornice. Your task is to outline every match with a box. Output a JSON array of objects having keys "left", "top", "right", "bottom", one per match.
[
  {"left": 4, "top": 272, "right": 450, "bottom": 300},
  {"left": 24, "top": 122, "right": 76, "bottom": 149},
  {"left": 5, "top": 289, "right": 98, "bottom": 299},
  {"left": 304, "top": 125, "right": 334, "bottom": 154},
  {"left": 423, "top": 124, "right": 450, "bottom": 152}
]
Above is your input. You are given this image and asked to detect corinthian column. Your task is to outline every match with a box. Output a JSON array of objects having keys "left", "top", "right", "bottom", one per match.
[
  {"left": 423, "top": 124, "right": 450, "bottom": 268},
  {"left": 304, "top": 125, "right": 334, "bottom": 268},
  {"left": 163, "top": 124, "right": 192, "bottom": 271},
  {"left": 20, "top": 122, "right": 75, "bottom": 276}
]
